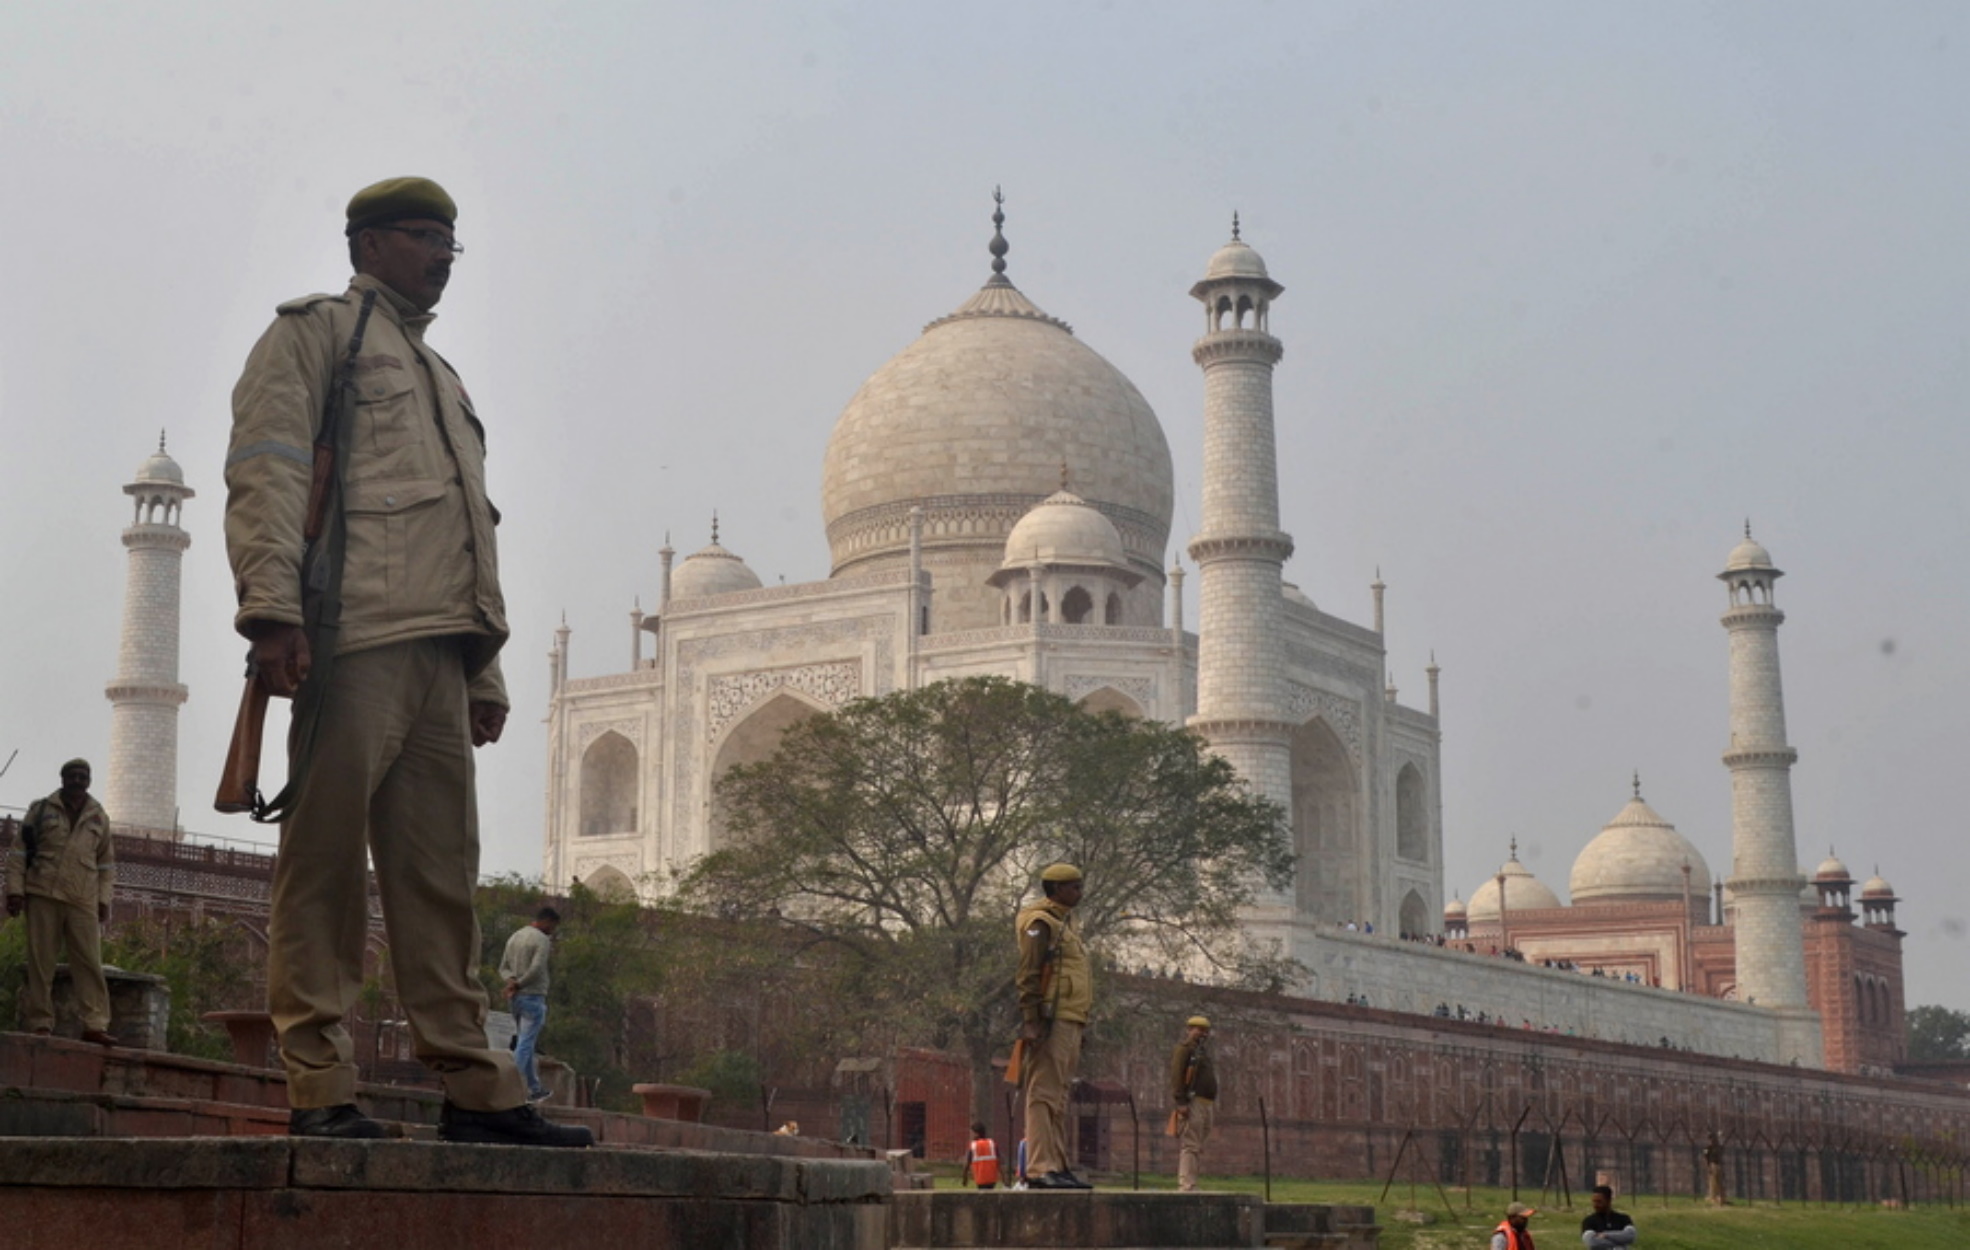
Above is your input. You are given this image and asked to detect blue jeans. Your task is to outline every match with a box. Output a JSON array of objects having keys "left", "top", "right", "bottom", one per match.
[{"left": 511, "top": 993, "right": 548, "bottom": 1097}]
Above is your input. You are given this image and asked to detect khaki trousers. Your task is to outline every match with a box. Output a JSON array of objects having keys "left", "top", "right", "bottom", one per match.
[
  {"left": 20, "top": 896, "right": 109, "bottom": 1033},
  {"left": 1022, "top": 1019, "right": 1084, "bottom": 1178},
  {"left": 1178, "top": 1096, "right": 1214, "bottom": 1191},
  {"left": 269, "top": 637, "right": 523, "bottom": 1111}
]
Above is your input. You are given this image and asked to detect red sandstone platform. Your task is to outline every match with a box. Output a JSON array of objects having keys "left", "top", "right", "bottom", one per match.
[{"left": 0, "top": 1137, "right": 890, "bottom": 1250}]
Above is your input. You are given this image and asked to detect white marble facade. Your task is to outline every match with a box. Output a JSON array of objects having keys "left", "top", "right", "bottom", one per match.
[{"left": 542, "top": 211, "right": 1446, "bottom": 935}]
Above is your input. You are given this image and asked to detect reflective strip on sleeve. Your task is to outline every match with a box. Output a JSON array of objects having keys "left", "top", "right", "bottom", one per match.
[{"left": 226, "top": 440, "right": 312, "bottom": 468}]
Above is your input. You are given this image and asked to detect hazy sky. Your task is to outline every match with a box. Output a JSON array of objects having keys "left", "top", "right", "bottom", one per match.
[{"left": 3, "top": 3, "right": 1965, "bottom": 1010}]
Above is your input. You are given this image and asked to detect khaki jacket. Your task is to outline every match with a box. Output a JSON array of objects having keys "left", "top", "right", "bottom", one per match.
[
  {"left": 225, "top": 274, "right": 508, "bottom": 705},
  {"left": 5, "top": 791, "right": 114, "bottom": 908},
  {"left": 1169, "top": 1036, "right": 1218, "bottom": 1102},
  {"left": 1015, "top": 899, "right": 1092, "bottom": 1027}
]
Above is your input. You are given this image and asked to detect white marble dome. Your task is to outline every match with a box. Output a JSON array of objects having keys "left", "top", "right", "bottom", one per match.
[
  {"left": 1813, "top": 852, "right": 1852, "bottom": 883},
  {"left": 1724, "top": 534, "right": 1775, "bottom": 572},
  {"left": 670, "top": 539, "right": 763, "bottom": 599},
  {"left": 1467, "top": 850, "right": 1563, "bottom": 922},
  {"left": 1861, "top": 874, "right": 1897, "bottom": 900},
  {"left": 135, "top": 445, "right": 185, "bottom": 485},
  {"left": 1442, "top": 895, "right": 1467, "bottom": 920},
  {"left": 1204, "top": 236, "right": 1271, "bottom": 281},
  {"left": 1001, "top": 489, "right": 1128, "bottom": 570},
  {"left": 1569, "top": 790, "right": 1713, "bottom": 906},
  {"left": 820, "top": 272, "right": 1173, "bottom": 584}
]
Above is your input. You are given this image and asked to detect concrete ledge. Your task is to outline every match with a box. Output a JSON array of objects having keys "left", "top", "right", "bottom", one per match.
[
  {"left": 0, "top": 1137, "right": 891, "bottom": 1250},
  {"left": 890, "top": 1190, "right": 1265, "bottom": 1247}
]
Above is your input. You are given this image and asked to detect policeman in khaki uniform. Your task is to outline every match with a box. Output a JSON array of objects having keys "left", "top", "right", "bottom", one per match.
[
  {"left": 1016, "top": 862, "right": 1094, "bottom": 1189},
  {"left": 1169, "top": 1014, "right": 1217, "bottom": 1191},
  {"left": 4, "top": 760, "right": 117, "bottom": 1045},
  {"left": 225, "top": 177, "right": 586, "bottom": 1146}
]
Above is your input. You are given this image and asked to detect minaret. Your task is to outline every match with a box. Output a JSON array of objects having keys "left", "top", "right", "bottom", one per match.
[
  {"left": 104, "top": 434, "right": 193, "bottom": 833},
  {"left": 1187, "top": 217, "right": 1296, "bottom": 916},
  {"left": 1718, "top": 525, "right": 1810, "bottom": 1010}
]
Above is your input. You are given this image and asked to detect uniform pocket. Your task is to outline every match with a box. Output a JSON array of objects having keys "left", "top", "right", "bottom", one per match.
[
  {"left": 343, "top": 478, "right": 448, "bottom": 619},
  {"left": 354, "top": 370, "right": 424, "bottom": 455}
]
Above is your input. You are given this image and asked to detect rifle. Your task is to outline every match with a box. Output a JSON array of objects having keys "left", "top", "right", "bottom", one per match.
[
  {"left": 1167, "top": 1045, "right": 1201, "bottom": 1137},
  {"left": 214, "top": 289, "right": 379, "bottom": 819}
]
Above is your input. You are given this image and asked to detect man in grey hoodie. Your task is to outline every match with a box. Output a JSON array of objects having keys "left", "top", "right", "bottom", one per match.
[{"left": 499, "top": 907, "right": 560, "bottom": 1102}]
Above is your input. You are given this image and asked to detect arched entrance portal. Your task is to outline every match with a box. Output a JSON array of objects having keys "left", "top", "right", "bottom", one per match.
[
  {"left": 709, "top": 691, "right": 823, "bottom": 850},
  {"left": 1290, "top": 718, "right": 1358, "bottom": 925}
]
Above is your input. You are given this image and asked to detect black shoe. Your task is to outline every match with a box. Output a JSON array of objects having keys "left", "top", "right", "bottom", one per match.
[
  {"left": 1029, "top": 1170, "right": 1091, "bottom": 1190},
  {"left": 290, "top": 1104, "right": 386, "bottom": 1139},
  {"left": 438, "top": 1101, "right": 593, "bottom": 1148}
]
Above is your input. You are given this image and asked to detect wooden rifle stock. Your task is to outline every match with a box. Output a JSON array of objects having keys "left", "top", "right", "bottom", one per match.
[{"left": 214, "top": 659, "right": 270, "bottom": 815}]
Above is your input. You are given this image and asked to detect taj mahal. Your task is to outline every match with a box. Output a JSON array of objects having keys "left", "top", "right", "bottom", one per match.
[{"left": 527, "top": 201, "right": 1905, "bottom": 1075}]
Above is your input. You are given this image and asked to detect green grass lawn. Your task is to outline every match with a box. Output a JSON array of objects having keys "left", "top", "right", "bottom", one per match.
[
  {"left": 1179, "top": 1176, "right": 1969, "bottom": 1250},
  {"left": 924, "top": 1163, "right": 1970, "bottom": 1248}
]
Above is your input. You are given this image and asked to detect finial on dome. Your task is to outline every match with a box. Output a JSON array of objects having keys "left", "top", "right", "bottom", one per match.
[
  {"left": 1509, "top": 836, "right": 1519, "bottom": 859},
  {"left": 987, "top": 186, "right": 1010, "bottom": 283},
  {"left": 711, "top": 511, "right": 720, "bottom": 544},
  {"left": 1744, "top": 517, "right": 1753, "bottom": 540},
  {"left": 1632, "top": 770, "right": 1642, "bottom": 799},
  {"left": 1059, "top": 461, "right": 1070, "bottom": 492},
  {"left": 1231, "top": 211, "right": 1241, "bottom": 242},
  {"left": 157, "top": 429, "right": 167, "bottom": 453}
]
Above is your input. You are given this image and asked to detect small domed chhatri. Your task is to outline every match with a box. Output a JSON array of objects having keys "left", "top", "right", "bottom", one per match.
[
  {"left": 669, "top": 517, "right": 763, "bottom": 600},
  {"left": 1467, "top": 840, "right": 1564, "bottom": 922},
  {"left": 1814, "top": 850, "right": 1853, "bottom": 883},
  {"left": 1203, "top": 213, "right": 1272, "bottom": 281},
  {"left": 1723, "top": 520, "right": 1776, "bottom": 573},
  {"left": 1568, "top": 775, "right": 1713, "bottom": 908},
  {"left": 135, "top": 431, "right": 186, "bottom": 485},
  {"left": 999, "top": 487, "right": 1130, "bottom": 573},
  {"left": 1860, "top": 872, "right": 1897, "bottom": 901}
]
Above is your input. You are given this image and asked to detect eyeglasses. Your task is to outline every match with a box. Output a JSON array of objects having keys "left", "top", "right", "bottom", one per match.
[{"left": 372, "top": 225, "right": 464, "bottom": 255}]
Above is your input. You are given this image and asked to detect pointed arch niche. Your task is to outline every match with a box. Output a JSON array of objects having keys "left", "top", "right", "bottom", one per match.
[
  {"left": 1399, "top": 889, "right": 1430, "bottom": 939},
  {"left": 1291, "top": 717, "right": 1358, "bottom": 924},
  {"left": 583, "top": 864, "right": 637, "bottom": 903},
  {"left": 1395, "top": 763, "right": 1429, "bottom": 863},
  {"left": 1077, "top": 686, "right": 1144, "bottom": 719},
  {"left": 708, "top": 690, "right": 824, "bottom": 850},
  {"left": 579, "top": 731, "right": 638, "bottom": 837}
]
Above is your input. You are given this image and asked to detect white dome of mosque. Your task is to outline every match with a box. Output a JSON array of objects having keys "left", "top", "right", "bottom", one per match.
[
  {"left": 1813, "top": 851, "right": 1852, "bottom": 883},
  {"left": 821, "top": 198, "right": 1173, "bottom": 581},
  {"left": 1001, "top": 489, "right": 1129, "bottom": 570},
  {"left": 1467, "top": 846, "right": 1564, "bottom": 922},
  {"left": 1861, "top": 873, "right": 1897, "bottom": 900},
  {"left": 1442, "top": 896, "right": 1467, "bottom": 920},
  {"left": 134, "top": 436, "right": 185, "bottom": 485},
  {"left": 670, "top": 526, "right": 763, "bottom": 599},
  {"left": 1568, "top": 781, "right": 1714, "bottom": 906}
]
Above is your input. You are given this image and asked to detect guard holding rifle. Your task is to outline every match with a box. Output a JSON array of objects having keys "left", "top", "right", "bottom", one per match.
[
  {"left": 222, "top": 177, "right": 586, "bottom": 1147},
  {"left": 1014, "top": 862, "right": 1093, "bottom": 1190},
  {"left": 1168, "top": 1014, "right": 1216, "bottom": 1191}
]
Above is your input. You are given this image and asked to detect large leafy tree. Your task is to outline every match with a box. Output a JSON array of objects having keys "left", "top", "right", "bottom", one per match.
[
  {"left": 682, "top": 676, "right": 1296, "bottom": 1112},
  {"left": 1905, "top": 1005, "right": 1970, "bottom": 1062}
]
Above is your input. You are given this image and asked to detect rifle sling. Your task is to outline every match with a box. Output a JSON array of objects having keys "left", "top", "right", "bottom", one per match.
[{"left": 251, "top": 288, "right": 378, "bottom": 824}]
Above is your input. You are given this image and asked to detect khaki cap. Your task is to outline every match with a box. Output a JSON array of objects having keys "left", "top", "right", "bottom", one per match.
[
  {"left": 1186, "top": 1016, "right": 1211, "bottom": 1029},
  {"left": 346, "top": 177, "right": 456, "bottom": 236},
  {"left": 1040, "top": 863, "right": 1083, "bottom": 883},
  {"left": 1506, "top": 1202, "right": 1537, "bottom": 1217}
]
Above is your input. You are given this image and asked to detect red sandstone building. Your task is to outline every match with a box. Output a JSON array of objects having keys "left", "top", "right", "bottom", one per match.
[{"left": 1443, "top": 785, "right": 1905, "bottom": 1076}]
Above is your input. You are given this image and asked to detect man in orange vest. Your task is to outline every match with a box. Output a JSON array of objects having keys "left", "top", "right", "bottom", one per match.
[
  {"left": 1490, "top": 1201, "right": 1536, "bottom": 1250},
  {"left": 962, "top": 1121, "right": 1001, "bottom": 1189}
]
